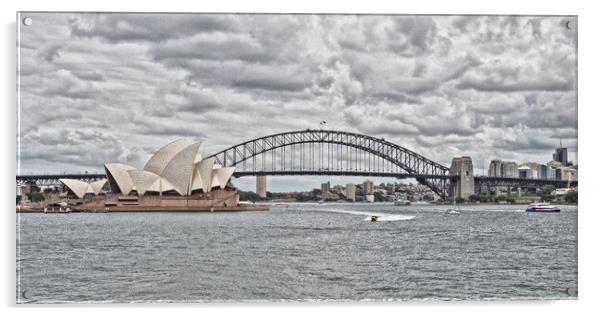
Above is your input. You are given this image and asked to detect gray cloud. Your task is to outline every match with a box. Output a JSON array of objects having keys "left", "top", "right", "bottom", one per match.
[
  {"left": 69, "top": 14, "right": 241, "bottom": 43},
  {"left": 18, "top": 13, "right": 578, "bottom": 186}
]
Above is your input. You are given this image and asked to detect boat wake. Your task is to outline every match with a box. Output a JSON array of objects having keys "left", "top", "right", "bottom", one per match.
[{"left": 317, "top": 209, "right": 415, "bottom": 221}]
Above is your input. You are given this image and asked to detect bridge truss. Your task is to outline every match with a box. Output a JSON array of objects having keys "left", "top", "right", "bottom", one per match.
[
  {"left": 207, "top": 129, "right": 452, "bottom": 198},
  {"left": 16, "top": 173, "right": 107, "bottom": 186}
]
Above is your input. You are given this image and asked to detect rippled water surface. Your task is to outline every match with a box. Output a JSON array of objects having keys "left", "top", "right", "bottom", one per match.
[{"left": 16, "top": 203, "right": 577, "bottom": 303}]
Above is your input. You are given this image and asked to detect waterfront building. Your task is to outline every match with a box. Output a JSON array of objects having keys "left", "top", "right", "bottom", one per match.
[
  {"left": 538, "top": 164, "right": 554, "bottom": 180},
  {"left": 103, "top": 139, "right": 236, "bottom": 196},
  {"left": 501, "top": 161, "right": 518, "bottom": 178},
  {"left": 488, "top": 160, "right": 503, "bottom": 177},
  {"left": 345, "top": 183, "right": 356, "bottom": 202},
  {"left": 365, "top": 194, "right": 375, "bottom": 203},
  {"left": 64, "top": 139, "right": 243, "bottom": 211},
  {"left": 363, "top": 180, "right": 374, "bottom": 195},
  {"left": 559, "top": 167, "right": 578, "bottom": 182},
  {"left": 518, "top": 166, "right": 534, "bottom": 179}
]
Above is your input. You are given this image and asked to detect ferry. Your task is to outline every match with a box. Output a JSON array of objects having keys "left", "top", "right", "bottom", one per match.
[{"left": 525, "top": 203, "right": 560, "bottom": 213}]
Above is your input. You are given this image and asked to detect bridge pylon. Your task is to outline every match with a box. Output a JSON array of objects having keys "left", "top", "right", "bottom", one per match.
[
  {"left": 256, "top": 175, "right": 267, "bottom": 198},
  {"left": 449, "top": 156, "right": 475, "bottom": 200}
]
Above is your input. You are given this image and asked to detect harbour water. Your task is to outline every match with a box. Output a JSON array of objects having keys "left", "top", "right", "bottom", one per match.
[{"left": 16, "top": 203, "right": 578, "bottom": 303}]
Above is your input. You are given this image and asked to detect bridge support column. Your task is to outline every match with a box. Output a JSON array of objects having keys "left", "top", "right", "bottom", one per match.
[
  {"left": 256, "top": 176, "right": 267, "bottom": 199},
  {"left": 449, "top": 156, "right": 475, "bottom": 200}
]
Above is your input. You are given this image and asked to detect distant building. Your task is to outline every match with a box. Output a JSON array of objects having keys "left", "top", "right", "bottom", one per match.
[
  {"left": 538, "top": 164, "right": 555, "bottom": 180},
  {"left": 488, "top": 160, "right": 503, "bottom": 177},
  {"left": 321, "top": 181, "right": 331, "bottom": 194},
  {"left": 553, "top": 147, "right": 568, "bottom": 166},
  {"left": 345, "top": 183, "right": 356, "bottom": 202},
  {"left": 501, "top": 161, "right": 518, "bottom": 178},
  {"left": 365, "top": 194, "right": 375, "bottom": 203},
  {"left": 363, "top": 180, "right": 374, "bottom": 195},
  {"left": 518, "top": 166, "right": 534, "bottom": 179},
  {"left": 559, "top": 167, "right": 577, "bottom": 181}
]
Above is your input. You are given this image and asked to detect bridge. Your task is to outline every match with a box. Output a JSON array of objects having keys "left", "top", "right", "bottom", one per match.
[{"left": 16, "top": 129, "right": 576, "bottom": 200}]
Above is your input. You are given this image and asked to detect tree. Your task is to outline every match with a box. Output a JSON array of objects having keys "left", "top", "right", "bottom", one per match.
[
  {"left": 468, "top": 194, "right": 481, "bottom": 203},
  {"left": 374, "top": 191, "right": 386, "bottom": 202},
  {"left": 238, "top": 191, "right": 260, "bottom": 201},
  {"left": 455, "top": 197, "right": 465, "bottom": 204},
  {"left": 565, "top": 191, "right": 578, "bottom": 204},
  {"left": 28, "top": 192, "right": 45, "bottom": 202}
]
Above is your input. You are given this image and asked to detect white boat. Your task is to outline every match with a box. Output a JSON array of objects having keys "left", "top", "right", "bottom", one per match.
[
  {"left": 525, "top": 203, "right": 560, "bottom": 213},
  {"left": 445, "top": 209, "right": 460, "bottom": 214}
]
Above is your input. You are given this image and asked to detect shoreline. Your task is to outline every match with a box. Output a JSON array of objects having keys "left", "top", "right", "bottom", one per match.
[{"left": 16, "top": 205, "right": 270, "bottom": 213}]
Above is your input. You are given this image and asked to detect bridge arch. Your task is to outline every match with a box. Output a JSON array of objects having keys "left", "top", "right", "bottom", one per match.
[{"left": 207, "top": 129, "right": 451, "bottom": 198}]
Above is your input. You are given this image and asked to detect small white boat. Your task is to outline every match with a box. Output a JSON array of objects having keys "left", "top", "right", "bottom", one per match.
[
  {"left": 526, "top": 203, "right": 560, "bottom": 213},
  {"left": 445, "top": 209, "right": 460, "bottom": 214}
]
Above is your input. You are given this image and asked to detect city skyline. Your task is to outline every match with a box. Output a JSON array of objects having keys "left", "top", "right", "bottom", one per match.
[{"left": 18, "top": 14, "right": 577, "bottom": 192}]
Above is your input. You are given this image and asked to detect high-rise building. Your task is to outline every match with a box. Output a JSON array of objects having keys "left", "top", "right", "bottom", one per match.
[
  {"left": 345, "top": 183, "right": 356, "bottom": 202},
  {"left": 488, "top": 160, "right": 503, "bottom": 177},
  {"left": 363, "top": 180, "right": 374, "bottom": 195},
  {"left": 501, "top": 161, "right": 518, "bottom": 178},
  {"left": 553, "top": 147, "right": 568, "bottom": 166}
]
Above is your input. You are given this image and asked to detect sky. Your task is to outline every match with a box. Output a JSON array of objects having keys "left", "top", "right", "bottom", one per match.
[{"left": 17, "top": 13, "right": 577, "bottom": 192}]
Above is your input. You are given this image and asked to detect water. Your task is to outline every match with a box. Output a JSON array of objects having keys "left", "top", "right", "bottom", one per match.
[{"left": 16, "top": 203, "right": 578, "bottom": 303}]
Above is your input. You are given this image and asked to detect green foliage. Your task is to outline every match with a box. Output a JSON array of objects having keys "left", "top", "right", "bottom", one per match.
[
  {"left": 468, "top": 194, "right": 481, "bottom": 202},
  {"left": 296, "top": 194, "right": 318, "bottom": 202},
  {"left": 238, "top": 191, "right": 261, "bottom": 201},
  {"left": 565, "top": 191, "right": 578, "bottom": 204},
  {"left": 27, "top": 191, "right": 45, "bottom": 202},
  {"left": 455, "top": 197, "right": 466, "bottom": 204},
  {"left": 374, "top": 191, "right": 386, "bottom": 202}
]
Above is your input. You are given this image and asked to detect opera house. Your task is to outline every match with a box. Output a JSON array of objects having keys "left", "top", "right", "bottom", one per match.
[{"left": 60, "top": 139, "right": 264, "bottom": 212}]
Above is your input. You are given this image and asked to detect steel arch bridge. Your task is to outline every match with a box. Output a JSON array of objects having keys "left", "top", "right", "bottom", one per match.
[{"left": 207, "top": 129, "right": 452, "bottom": 198}]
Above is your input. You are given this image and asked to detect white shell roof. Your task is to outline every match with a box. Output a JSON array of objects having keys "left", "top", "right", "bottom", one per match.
[
  {"left": 60, "top": 179, "right": 106, "bottom": 199},
  {"left": 105, "top": 163, "right": 136, "bottom": 195},
  {"left": 127, "top": 169, "right": 160, "bottom": 196},
  {"left": 143, "top": 139, "right": 190, "bottom": 175},
  {"left": 159, "top": 142, "right": 200, "bottom": 196},
  {"left": 105, "top": 140, "right": 235, "bottom": 196}
]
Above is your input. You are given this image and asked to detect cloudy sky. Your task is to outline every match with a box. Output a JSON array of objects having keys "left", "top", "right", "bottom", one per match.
[{"left": 17, "top": 13, "right": 577, "bottom": 191}]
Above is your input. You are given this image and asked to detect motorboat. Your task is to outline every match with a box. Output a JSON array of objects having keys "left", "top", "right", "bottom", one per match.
[
  {"left": 370, "top": 215, "right": 380, "bottom": 222},
  {"left": 445, "top": 209, "right": 460, "bottom": 214},
  {"left": 525, "top": 203, "right": 560, "bottom": 213}
]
